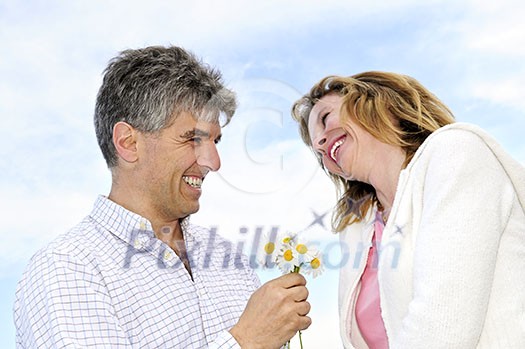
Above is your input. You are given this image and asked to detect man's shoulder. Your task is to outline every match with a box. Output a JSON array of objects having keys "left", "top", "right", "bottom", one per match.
[
  {"left": 23, "top": 215, "right": 104, "bottom": 273},
  {"left": 50, "top": 215, "right": 100, "bottom": 250}
]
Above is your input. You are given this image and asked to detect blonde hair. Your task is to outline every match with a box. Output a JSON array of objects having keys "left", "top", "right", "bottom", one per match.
[{"left": 291, "top": 71, "right": 455, "bottom": 232}]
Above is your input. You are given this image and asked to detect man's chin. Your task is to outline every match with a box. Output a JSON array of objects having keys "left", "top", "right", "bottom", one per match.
[{"left": 184, "top": 203, "right": 200, "bottom": 216}]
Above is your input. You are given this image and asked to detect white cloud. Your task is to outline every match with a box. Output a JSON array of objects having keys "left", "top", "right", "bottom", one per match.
[
  {"left": 453, "top": 0, "right": 525, "bottom": 114},
  {"left": 463, "top": 0, "right": 525, "bottom": 57},
  {"left": 470, "top": 78, "right": 525, "bottom": 112}
]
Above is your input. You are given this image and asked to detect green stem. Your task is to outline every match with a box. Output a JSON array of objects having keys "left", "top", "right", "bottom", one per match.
[{"left": 299, "top": 330, "right": 303, "bottom": 349}]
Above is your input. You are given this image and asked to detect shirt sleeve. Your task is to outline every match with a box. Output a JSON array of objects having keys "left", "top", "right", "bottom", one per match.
[
  {"left": 208, "top": 330, "right": 241, "bottom": 349},
  {"left": 14, "top": 248, "right": 132, "bottom": 348},
  {"left": 391, "top": 129, "right": 516, "bottom": 347}
]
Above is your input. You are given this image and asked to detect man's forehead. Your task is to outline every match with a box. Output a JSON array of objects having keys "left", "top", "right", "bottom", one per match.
[{"left": 193, "top": 120, "right": 221, "bottom": 132}]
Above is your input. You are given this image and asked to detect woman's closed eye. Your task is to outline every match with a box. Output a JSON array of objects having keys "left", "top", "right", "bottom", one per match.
[{"left": 321, "top": 112, "right": 329, "bottom": 127}]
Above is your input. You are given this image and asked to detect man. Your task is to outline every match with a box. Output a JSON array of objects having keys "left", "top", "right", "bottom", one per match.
[{"left": 14, "top": 46, "right": 311, "bottom": 348}]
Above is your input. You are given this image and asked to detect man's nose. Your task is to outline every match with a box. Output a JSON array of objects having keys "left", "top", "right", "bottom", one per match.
[{"left": 196, "top": 143, "right": 221, "bottom": 172}]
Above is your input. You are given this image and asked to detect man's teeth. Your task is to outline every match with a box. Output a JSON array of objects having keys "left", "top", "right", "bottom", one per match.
[
  {"left": 183, "top": 176, "right": 203, "bottom": 188},
  {"left": 330, "top": 139, "right": 344, "bottom": 161}
]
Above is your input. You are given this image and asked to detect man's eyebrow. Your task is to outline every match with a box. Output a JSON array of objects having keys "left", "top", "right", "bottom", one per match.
[{"left": 180, "top": 129, "right": 210, "bottom": 139}]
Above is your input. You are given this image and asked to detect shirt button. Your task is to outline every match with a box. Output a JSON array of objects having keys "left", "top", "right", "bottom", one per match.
[
  {"left": 163, "top": 250, "right": 173, "bottom": 261},
  {"left": 134, "top": 239, "right": 143, "bottom": 249}
]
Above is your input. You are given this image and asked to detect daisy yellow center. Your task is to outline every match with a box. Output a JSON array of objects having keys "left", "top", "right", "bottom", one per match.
[
  {"left": 264, "top": 242, "right": 275, "bottom": 254},
  {"left": 296, "top": 244, "right": 308, "bottom": 254},
  {"left": 283, "top": 249, "right": 294, "bottom": 261},
  {"left": 282, "top": 237, "right": 292, "bottom": 244},
  {"left": 310, "top": 258, "right": 321, "bottom": 269}
]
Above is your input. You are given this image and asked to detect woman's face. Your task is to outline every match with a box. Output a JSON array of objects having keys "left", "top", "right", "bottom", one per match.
[{"left": 307, "top": 93, "right": 380, "bottom": 182}]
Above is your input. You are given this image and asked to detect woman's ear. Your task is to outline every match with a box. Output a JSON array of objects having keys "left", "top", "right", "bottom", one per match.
[{"left": 113, "top": 121, "right": 138, "bottom": 163}]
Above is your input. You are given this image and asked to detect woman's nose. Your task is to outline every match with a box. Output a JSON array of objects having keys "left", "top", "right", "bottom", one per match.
[{"left": 312, "top": 135, "right": 327, "bottom": 155}]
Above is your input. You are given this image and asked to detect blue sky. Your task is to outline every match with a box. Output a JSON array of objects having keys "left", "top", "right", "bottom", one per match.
[{"left": 1, "top": 0, "right": 524, "bottom": 347}]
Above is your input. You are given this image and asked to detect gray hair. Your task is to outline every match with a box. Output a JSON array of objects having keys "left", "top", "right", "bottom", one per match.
[{"left": 94, "top": 45, "right": 238, "bottom": 168}]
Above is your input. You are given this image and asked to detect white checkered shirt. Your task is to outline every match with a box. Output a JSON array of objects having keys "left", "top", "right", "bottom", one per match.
[{"left": 14, "top": 196, "right": 260, "bottom": 348}]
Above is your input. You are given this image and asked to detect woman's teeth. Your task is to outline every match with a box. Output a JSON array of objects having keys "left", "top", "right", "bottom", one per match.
[
  {"left": 330, "top": 139, "right": 345, "bottom": 162},
  {"left": 183, "top": 176, "right": 202, "bottom": 188}
]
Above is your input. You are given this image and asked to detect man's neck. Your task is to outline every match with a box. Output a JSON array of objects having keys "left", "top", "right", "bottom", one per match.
[{"left": 108, "top": 183, "right": 192, "bottom": 277}]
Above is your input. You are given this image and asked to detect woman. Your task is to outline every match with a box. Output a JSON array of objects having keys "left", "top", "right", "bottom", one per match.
[{"left": 291, "top": 71, "right": 525, "bottom": 348}]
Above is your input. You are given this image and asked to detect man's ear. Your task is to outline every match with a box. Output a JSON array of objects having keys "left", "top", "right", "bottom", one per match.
[{"left": 113, "top": 121, "right": 138, "bottom": 163}]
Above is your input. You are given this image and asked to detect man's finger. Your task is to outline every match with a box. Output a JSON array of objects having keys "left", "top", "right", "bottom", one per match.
[{"left": 272, "top": 273, "right": 307, "bottom": 288}]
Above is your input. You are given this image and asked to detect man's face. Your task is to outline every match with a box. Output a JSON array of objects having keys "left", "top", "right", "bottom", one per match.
[{"left": 136, "top": 111, "right": 222, "bottom": 222}]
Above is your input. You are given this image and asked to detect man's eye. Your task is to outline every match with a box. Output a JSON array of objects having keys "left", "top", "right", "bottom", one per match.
[{"left": 192, "top": 137, "right": 202, "bottom": 144}]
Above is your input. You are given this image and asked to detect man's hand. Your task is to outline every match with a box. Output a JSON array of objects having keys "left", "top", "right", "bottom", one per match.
[{"left": 229, "top": 273, "right": 311, "bottom": 349}]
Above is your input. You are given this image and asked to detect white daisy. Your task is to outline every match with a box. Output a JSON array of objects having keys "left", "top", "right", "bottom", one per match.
[
  {"left": 276, "top": 243, "right": 299, "bottom": 274},
  {"left": 293, "top": 236, "right": 317, "bottom": 266},
  {"left": 302, "top": 252, "right": 324, "bottom": 278},
  {"left": 255, "top": 230, "right": 282, "bottom": 269}
]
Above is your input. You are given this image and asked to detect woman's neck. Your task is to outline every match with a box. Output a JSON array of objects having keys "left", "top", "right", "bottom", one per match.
[{"left": 367, "top": 144, "right": 406, "bottom": 216}]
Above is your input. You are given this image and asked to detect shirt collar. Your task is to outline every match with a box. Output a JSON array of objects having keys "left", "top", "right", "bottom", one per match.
[
  {"left": 90, "top": 195, "right": 155, "bottom": 246},
  {"left": 89, "top": 195, "right": 196, "bottom": 245}
]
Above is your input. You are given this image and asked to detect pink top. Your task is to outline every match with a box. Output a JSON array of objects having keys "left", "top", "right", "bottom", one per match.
[{"left": 354, "top": 211, "right": 389, "bottom": 348}]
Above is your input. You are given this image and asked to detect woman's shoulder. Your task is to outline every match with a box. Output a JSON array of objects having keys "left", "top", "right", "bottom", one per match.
[
  {"left": 425, "top": 122, "right": 495, "bottom": 148},
  {"left": 427, "top": 122, "right": 494, "bottom": 145},
  {"left": 407, "top": 122, "right": 502, "bottom": 170}
]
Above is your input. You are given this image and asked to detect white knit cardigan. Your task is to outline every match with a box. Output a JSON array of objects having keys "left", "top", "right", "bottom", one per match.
[{"left": 338, "top": 123, "right": 525, "bottom": 348}]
